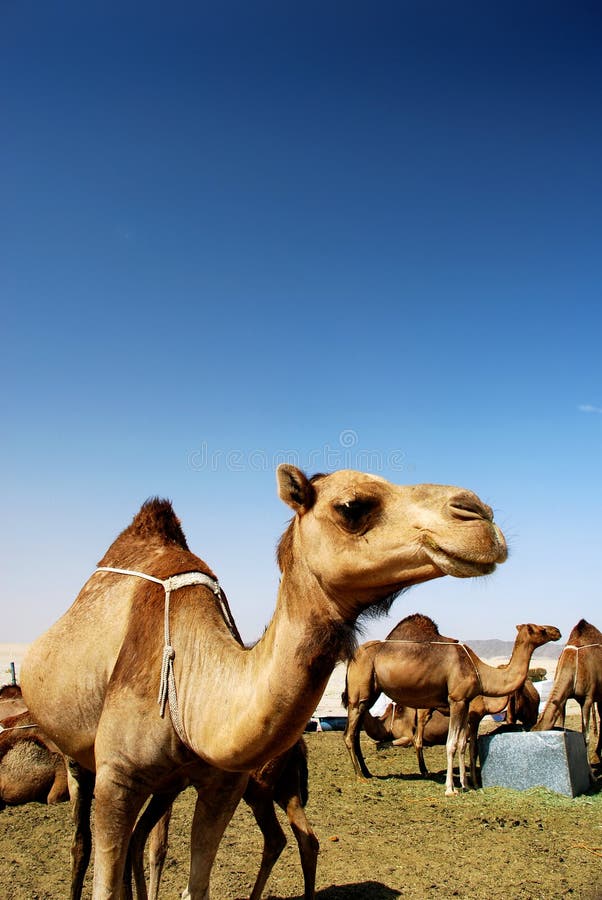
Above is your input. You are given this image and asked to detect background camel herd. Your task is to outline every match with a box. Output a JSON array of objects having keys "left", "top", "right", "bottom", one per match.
[{"left": 1, "top": 466, "right": 600, "bottom": 899}]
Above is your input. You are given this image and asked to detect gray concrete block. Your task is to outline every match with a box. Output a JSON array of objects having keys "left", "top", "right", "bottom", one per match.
[{"left": 478, "top": 729, "right": 591, "bottom": 797}]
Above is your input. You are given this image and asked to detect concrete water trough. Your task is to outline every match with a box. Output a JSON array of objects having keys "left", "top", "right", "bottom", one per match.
[{"left": 478, "top": 728, "right": 591, "bottom": 797}]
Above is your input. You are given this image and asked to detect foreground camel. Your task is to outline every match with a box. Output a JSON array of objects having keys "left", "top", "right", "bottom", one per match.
[
  {"left": 21, "top": 465, "right": 507, "bottom": 898},
  {"left": 0, "top": 711, "right": 69, "bottom": 809},
  {"left": 343, "top": 615, "right": 560, "bottom": 794},
  {"left": 127, "top": 739, "right": 318, "bottom": 900},
  {"left": 534, "top": 619, "right": 602, "bottom": 762}
]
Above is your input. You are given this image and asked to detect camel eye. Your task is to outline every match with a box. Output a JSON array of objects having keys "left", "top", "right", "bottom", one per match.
[{"left": 334, "top": 498, "right": 378, "bottom": 531}]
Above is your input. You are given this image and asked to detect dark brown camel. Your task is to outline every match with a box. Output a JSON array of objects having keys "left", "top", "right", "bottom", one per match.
[
  {"left": 343, "top": 614, "right": 560, "bottom": 794},
  {"left": 534, "top": 619, "right": 602, "bottom": 763},
  {"left": 22, "top": 468, "right": 507, "bottom": 897}
]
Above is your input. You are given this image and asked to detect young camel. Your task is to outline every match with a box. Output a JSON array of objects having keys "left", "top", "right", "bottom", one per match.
[
  {"left": 534, "top": 619, "right": 602, "bottom": 763},
  {"left": 21, "top": 465, "right": 507, "bottom": 899},
  {"left": 127, "top": 739, "right": 318, "bottom": 900},
  {"left": 0, "top": 710, "right": 69, "bottom": 809},
  {"left": 343, "top": 616, "right": 560, "bottom": 795}
]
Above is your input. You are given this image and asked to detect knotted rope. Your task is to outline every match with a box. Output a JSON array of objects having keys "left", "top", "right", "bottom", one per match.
[{"left": 94, "top": 566, "right": 235, "bottom": 748}]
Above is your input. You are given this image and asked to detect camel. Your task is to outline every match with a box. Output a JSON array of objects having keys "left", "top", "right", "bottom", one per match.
[
  {"left": 0, "top": 710, "right": 69, "bottom": 809},
  {"left": 21, "top": 465, "right": 507, "bottom": 899},
  {"left": 362, "top": 681, "right": 539, "bottom": 787},
  {"left": 342, "top": 614, "right": 560, "bottom": 794},
  {"left": 534, "top": 619, "right": 602, "bottom": 763},
  {"left": 0, "top": 683, "right": 27, "bottom": 720},
  {"left": 126, "top": 739, "right": 318, "bottom": 900}
]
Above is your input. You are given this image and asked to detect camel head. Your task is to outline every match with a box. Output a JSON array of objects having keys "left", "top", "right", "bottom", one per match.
[
  {"left": 515, "top": 623, "right": 562, "bottom": 649},
  {"left": 276, "top": 465, "right": 507, "bottom": 614}
]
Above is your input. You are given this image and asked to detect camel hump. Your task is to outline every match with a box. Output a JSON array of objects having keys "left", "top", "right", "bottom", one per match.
[
  {"left": 567, "top": 618, "right": 601, "bottom": 643},
  {"left": 386, "top": 612, "right": 458, "bottom": 642},
  {"left": 103, "top": 498, "right": 190, "bottom": 555}
]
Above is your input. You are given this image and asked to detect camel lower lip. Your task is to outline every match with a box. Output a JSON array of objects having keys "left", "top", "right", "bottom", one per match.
[{"left": 424, "top": 543, "right": 498, "bottom": 578}]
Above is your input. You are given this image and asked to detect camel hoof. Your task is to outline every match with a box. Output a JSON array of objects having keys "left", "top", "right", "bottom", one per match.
[{"left": 445, "top": 787, "right": 459, "bottom": 797}]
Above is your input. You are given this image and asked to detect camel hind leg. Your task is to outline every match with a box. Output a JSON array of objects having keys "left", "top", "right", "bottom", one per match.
[
  {"left": 67, "top": 761, "right": 95, "bottom": 900},
  {"left": 248, "top": 792, "right": 288, "bottom": 900},
  {"left": 343, "top": 699, "right": 374, "bottom": 779},
  {"left": 445, "top": 700, "right": 468, "bottom": 797}
]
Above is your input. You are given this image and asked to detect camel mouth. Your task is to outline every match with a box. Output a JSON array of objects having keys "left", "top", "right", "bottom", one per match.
[{"left": 422, "top": 540, "right": 500, "bottom": 578}]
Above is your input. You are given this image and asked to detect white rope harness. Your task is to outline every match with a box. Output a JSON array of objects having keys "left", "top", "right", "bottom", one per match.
[
  {"left": 0, "top": 723, "right": 38, "bottom": 733},
  {"left": 94, "top": 566, "right": 234, "bottom": 748},
  {"left": 560, "top": 643, "right": 602, "bottom": 695}
]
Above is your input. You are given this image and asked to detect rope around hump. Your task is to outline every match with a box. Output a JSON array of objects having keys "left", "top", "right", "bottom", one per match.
[
  {"left": 561, "top": 643, "right": 602, "bottom": 695},
  {"left": 382, "top": 639, "right": 484, "bottom": 695},
  {"left": 94, "top": 566, "right": 237, "bottom": 749}
]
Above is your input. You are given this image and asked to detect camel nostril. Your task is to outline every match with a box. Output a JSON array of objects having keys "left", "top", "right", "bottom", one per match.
[{"left": 448, "top": 493, "right": 493, "bottom": 522}]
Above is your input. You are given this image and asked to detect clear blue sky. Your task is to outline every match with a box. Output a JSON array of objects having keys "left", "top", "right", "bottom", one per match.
[{"left": 2, "top": 2, "right": 600, "bottom": 645}]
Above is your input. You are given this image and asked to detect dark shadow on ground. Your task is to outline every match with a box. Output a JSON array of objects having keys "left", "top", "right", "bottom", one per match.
[{"left": 258, "top": 884, "right": 401, "bottom": 899}]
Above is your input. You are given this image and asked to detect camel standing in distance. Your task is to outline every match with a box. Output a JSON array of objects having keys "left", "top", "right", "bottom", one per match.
[
  {"left": 365, "top": 679, "right": 539, "bottom": 787},
  {"left": 343, "top": 615, "right": 560, "bottom": 795},
  {"left": 534, "top": 619, "right": 602, "bottom": 762},
  {"left": 21, "top": 466, "right": 507, "bottom": 899}
]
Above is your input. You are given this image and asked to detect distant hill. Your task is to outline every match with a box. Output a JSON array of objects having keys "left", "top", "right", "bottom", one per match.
[{"left": 464, "top": 638, "right": 563, "bottom": 660}]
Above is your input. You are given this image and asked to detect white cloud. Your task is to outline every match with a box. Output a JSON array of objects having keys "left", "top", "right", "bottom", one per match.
[{"left": 578, "top": 404, "right": 602, "bottom": 414}]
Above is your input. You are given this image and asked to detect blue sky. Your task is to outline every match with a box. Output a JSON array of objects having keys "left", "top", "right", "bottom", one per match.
[{"left": 2, "top": 2, "right": 600, "bottom": 646}]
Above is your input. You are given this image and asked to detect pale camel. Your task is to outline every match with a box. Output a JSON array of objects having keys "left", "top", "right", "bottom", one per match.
[
  {"left": 0, "top": 710, "right": 69, "bottom": 809},
  {"left": 534, "top": 619, "right": 602, "bottom": 763},
  {"left": 126, "top": 739, "right": 318, "bottom": 900},
  {"left": 343, "top": 616, "right": 560, "bottom": 794},
  {"left": 21, "top": 465, "right": 507, "bottom": 899}
]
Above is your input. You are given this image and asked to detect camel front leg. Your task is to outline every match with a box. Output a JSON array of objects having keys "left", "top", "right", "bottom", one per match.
[
  {"left": 183, "top": 772, "right": 248, "bottom": 900},
  {"left": 445, "top": 701, "right": 468, "bottom": 797},
  {"left": 343, "top": 700, "right": 372, "bottom": 779},
  {"left": 91, "top": 766, "right": 148, "bottom": 900}
]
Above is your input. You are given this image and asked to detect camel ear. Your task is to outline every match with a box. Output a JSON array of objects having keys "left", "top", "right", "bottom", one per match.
[{"left": 276, "top": 465, "right": 315, "bottom": 513}]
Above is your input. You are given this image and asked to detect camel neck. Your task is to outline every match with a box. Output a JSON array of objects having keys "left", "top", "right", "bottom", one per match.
[
  {"left": 178, "top": 557, "right": 356, "bottom": 770},
  {"left": 469, "top": 636, "right": 537, "bottom": 697}
]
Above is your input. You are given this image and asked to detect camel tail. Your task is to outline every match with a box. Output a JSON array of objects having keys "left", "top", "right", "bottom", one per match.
[
  {"left": 298, "top": 740, "right": 310, "bottom": 808},
  {"left": 341, "top": 672, "right": 349, "bottom": 709}
]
